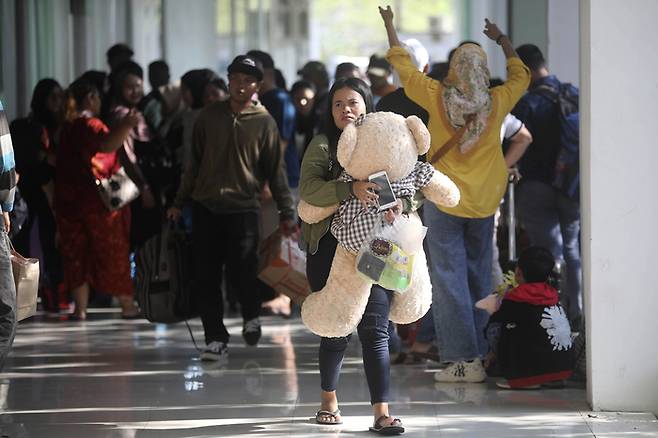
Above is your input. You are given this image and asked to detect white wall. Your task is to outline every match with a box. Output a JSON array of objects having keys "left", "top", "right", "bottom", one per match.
[
  {"left": 581, "top": 0, "right": 658, "bottom": 415},
  {"left": 548, "top": 0, "right": 579, "bottom": 86},
  {"left": 162, "top": 0, "right": 217, "bottom": 83}
]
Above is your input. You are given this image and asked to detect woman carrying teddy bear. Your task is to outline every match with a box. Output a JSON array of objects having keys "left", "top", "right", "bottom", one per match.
[{"left": 299, "top": 77, "right": 409, "bottom": 434}]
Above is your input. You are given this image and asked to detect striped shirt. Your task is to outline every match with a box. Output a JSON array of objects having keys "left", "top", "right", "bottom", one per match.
[{"left": 0, "top": 100, "right": 17, "bottom": 212}]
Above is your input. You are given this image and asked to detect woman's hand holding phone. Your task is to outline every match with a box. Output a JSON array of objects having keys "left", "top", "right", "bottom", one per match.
[{"left": 352, "top": 180, "right": 380, "bottom": 209}]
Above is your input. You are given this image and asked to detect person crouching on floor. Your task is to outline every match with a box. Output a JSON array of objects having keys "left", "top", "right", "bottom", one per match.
[{"left": 486, "top": 246, "right": 574, "bottom": 389}]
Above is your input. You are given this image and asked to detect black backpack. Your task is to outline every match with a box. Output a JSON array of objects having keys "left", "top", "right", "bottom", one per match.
[
  {"left": 533, "top": 83, "right": 580, "bottom": 200},
  {"left": 136, "top": 223, "right": 196, "bottom": 323}
]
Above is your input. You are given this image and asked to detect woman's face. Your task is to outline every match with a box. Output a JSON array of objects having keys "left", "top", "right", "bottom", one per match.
[
  {"left": 86, "top": 92, "right": 102, "bottom": 116},
  {"left": 292, "top": 87, "right": 315, "bottom": 117},
  {"left": 46, "top": 86, "right": 64, "bottom": 115},
  {"left": 331, "top": 86, "right": 366, "bottom": 131},
  {"left": 121, "top": 74, "right": 144, "bottom": 107}
]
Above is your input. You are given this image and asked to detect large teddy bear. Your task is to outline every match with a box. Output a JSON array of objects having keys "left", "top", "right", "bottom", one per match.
[{"left": 298, "top": 112, "right": 461, "bottom": 338}]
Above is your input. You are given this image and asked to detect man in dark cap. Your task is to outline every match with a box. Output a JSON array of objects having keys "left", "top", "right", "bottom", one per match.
[
  {"left": 367, "top": 54, "right": 397, "bottom": 106},
  {"left": 168, "top": 54, "right": 296, "bottom": 361},
  {"left": 247, "top": 50, "right": 300, "bottom": 318}
]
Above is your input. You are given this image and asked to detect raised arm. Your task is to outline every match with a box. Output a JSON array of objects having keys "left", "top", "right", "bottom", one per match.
[
  {"left": 379, "top": 5, "right": 401, "bottom": 48},
  {"left": 98, "top": 110, "right": 139, "bottom": 153},
  {"left": 483, "top": 18, "right": 518, "bottom": 60}
]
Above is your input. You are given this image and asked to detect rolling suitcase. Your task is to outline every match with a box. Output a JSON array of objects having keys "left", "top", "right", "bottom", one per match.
[{"left": 136, "top": 222, "right": 195, "bottom": 323}]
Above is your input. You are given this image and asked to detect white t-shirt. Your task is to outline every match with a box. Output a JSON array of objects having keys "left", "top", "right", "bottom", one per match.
[{"left": 500, "top": 113, "right": 523, "bottom": 143}]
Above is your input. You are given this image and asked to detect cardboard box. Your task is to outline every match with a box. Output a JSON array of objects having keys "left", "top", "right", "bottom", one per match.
[{"left": 258, "top": 230, "right": 310, "bottom": 304}]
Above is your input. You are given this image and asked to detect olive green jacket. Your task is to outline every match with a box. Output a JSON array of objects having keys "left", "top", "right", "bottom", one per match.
[{"left": 299, "top": 135, "right": 350, "bottom": 254}]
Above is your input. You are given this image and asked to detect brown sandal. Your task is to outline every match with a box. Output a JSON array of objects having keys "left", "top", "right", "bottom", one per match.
[{"left": 369, "top": 415, "right": 404, "bottom": 435}]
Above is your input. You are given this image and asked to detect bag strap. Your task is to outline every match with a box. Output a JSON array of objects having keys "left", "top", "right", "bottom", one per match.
[{"left": 429, "top": 113, "right": 476, "bottom": 165}]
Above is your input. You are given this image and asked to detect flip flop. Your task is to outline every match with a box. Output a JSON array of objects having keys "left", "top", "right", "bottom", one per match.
[
  {"left": 315, "top": 409, "right": 342, "bottom": 425},
  {"left": 369, "top": 415, "right": 404, "bottom": 435}
]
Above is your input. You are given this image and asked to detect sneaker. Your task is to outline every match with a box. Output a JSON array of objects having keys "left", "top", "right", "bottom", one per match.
[
  {"left": 199, "top": 341, "right": 228, "bottom": 361},
  {"left": 242, "top": 317, "right": 262, "bottom": 346},
  {"left": 434, "top": 360, "right": 486, "bottom": 383}
]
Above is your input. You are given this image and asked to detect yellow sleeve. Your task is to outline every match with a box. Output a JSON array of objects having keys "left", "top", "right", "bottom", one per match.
[
  {"left": 386, "top": 46, "right": 441, "bottom": 111},
  {"left": 493, "top": 58, "right": 531, "bottom": 115}
]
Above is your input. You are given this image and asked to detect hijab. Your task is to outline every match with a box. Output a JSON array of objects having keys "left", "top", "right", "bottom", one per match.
[{"left": 442, "top": 43, "right": 492, "bottom": 153}]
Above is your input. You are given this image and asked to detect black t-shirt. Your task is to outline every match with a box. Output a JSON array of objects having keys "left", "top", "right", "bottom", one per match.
[{"left": 375, "top": 88, "right": 429, "bottom": 126}]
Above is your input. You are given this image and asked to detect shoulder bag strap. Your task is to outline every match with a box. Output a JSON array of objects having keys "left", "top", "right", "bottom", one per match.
[{"left": 429, "top": 113, "right": 476, "bottom": 165}]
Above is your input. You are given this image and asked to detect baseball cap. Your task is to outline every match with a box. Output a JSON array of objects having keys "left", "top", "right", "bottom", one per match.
[
  {"left": 367, "top": 55, "right": 392, "bottom": 77},
  {"left": 401, "top": 38, "right": 430, "bottom": 72},
  {"left": 246, "top": 50, "right": 275, "bottom": 70},
  {"left": 227, "top": 55, "right": 264, "bottom": 81}
]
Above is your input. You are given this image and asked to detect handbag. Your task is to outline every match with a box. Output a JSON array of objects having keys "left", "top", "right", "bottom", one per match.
[
  {"left": 95, "top": 165, "right": 140, "bottom": 211},
  {"left": 8, "top": 239, "right": 39, "bottom": 321}
]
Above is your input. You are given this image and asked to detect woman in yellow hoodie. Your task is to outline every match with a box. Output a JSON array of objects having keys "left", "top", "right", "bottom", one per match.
[{"left": 380, "top": 6, "right": 530, "bottom": 383}]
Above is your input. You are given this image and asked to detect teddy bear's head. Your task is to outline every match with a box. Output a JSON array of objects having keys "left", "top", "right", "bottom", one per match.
[{"left": 337, "top": 112, "right": 430, "bottom": 182}]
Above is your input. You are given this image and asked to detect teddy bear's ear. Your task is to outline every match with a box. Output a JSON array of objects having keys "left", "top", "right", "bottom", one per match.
[
  {"left": 405, "top": 115, "right": 431, "bottom": 155},
  {"left": 337, "top": 122, "right": 358, "bottom": 168}
]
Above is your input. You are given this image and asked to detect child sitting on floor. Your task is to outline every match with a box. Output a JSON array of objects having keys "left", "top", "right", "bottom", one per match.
[{"left": 485, "top": 246, "right": 574, "bottom": 389}]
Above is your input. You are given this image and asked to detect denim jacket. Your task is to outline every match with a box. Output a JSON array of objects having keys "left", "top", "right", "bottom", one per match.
[{"left": 512, "top": 75, "right": 579, "bottom": 185}]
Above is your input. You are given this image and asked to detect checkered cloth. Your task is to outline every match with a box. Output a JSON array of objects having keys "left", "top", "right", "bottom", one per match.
[{"left": 331, "top": 161, "right": 435, "bottom": 253}]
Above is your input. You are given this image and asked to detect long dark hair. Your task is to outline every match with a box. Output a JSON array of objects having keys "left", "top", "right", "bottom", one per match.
[
  {"left": 30, "top": 78, "right": 62, "bottom": 131},
  {"left": 321, "top": 77, "right": 374, "bottom": 158}
]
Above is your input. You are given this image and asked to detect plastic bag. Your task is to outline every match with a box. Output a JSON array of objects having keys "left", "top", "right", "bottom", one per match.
[{"left": 355, "top": 214, "right": 427, "bottom": 292}]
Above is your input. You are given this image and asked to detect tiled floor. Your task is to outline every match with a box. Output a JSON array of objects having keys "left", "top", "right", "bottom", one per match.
[{"left": 1, "top": 311, "right": 657, "bottom": 437}]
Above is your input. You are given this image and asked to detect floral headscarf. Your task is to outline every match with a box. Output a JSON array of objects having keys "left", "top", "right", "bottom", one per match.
[{"left": 442, "top": 43, "right": 492, "bottom": 153}]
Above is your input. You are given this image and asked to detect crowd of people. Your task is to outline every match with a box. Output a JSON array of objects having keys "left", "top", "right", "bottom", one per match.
[{"left": 0, "top": 5, "right": 583, "bottom": 435}]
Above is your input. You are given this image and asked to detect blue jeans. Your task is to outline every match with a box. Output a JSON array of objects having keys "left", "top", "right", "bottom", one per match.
[
  {"left": 320, "top": 285, "right": 392, "bottom": 404},
  {"left": 423, "top": 203, "right": 493, "bottom": 362},
  {"left": 0, "top": 232, "right": 16, "bottom": 371},
  {"left": 517, "top": 180, "right": 582, "bottom": 330}
]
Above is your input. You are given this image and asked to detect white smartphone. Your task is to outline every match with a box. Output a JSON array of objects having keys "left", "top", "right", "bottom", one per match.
[{"left": 368, "top": 171, "right": 397, "bottom": 211}]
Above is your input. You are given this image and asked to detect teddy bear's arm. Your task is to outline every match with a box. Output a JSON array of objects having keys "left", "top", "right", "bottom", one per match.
[
  {"left": 297, "top": 200, "right": 339, "bottom": 224},
  {"left": 421, "top": 169, "right": 461, "bottom": 208}
]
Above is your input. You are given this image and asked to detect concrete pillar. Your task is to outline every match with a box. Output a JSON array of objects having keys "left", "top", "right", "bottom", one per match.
[{"left": 581, "top": 0, "right": 658, "bottom": 415}]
